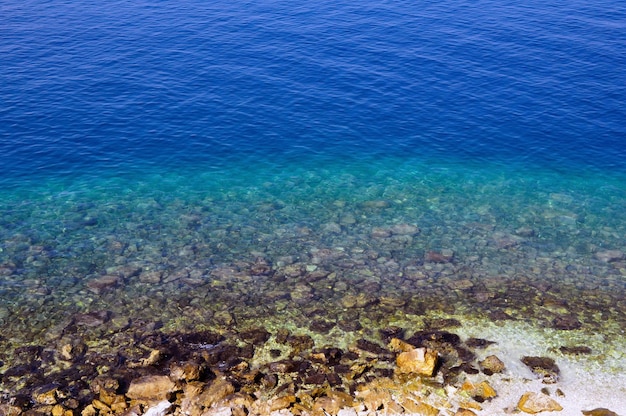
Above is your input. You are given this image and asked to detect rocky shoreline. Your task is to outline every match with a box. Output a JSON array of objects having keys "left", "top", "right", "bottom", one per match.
[{"left": 1, "top": 309, "right": 623, "bottom": 416}]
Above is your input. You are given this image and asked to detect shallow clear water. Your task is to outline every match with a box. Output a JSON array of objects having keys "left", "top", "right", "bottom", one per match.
[{"left": 1, "top": 0, "right": 625, "bottom": 404}]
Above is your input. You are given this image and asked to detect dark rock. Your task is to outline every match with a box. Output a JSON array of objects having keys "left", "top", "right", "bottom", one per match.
[
  {"left": 465, "top": 338, "right": 496, "bottom": 348},
  {"left": 304, "top": 371, "right": 326, "bottom": 385},
  {"left": 269, "top": 349, "right": 282, "bottom": 358},
  {"left": 275, "top": 329, "right": 290, "bottom": 344},
  {"left": 355, "top": 339, "right": 390, "bottom": 357},
  {"left": 521, "top": 356, "right": 560, "bottom": 383},
  {"left": 488, "top": 310, "right": 513, "bottom": 321},
  {"left": 10, "top": 394, "right": 32, "bottom": 410},
  {"left": 327, "top": 372, "right": 342, "bottom": 386},
  {"left": 268, "top": 360, "right": 299, "bottom": 373},
  {"left": 552, "top": 315, "right": 582, "bottom": 330},
  {"left": 286, "top": 334, "right": 314, "bottom": 355},
  {"left": 374, "top": 368, "right": 394, "bottom": 379},
  {"left": 559, "top": 345, "right": 592, "bottom": 355},
  {"left": 456, "top": 347, "right": 475, "bottom": 362},
  {"left": 333, "top": 364, "right": 350, "bottom": 375},
  {"left": 240, "top": 328, "right": 270, "bottom": 344},
  {"left": 14, "top": 346, "right": 43, "bottom": 362},
  {"left": 309, "top": 320, "right": 336, "bottom": 334},
  {"left": 407, "top": 331, "right": 461, "bottom": 347},
  {"left": 337, "top": 318, "right": 362, "bottom": 332},
  {"left": 239, "top": 343, "right": 255, "bottom": 359},
  {"left": 3, "top": 363, "right": 41, "bottom": 378},
  {"left": 425, "top": 318, "right": 462, "bottom": 329},
  {"left": 458, "top": 363, "right": 480, "bottom": 375},
  {"left": 379, "top": 326, "right": 405, "bottom": 343},
  {"left": 74, "top": 311, "right": 111, "bottom": 327},
  {"left": 90, "top": 376, "right": 119, "bottom": 394},
  {"left": 320, "top": 348, "right": 342, "bottom": 366},
  {"left": 177, "top": 330, "right": 224, "bottom": 347},
  {"left": 261, "top": 373, "right": 278, "bottom": 389}
]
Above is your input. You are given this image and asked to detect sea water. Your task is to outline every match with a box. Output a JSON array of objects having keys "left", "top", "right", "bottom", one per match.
[{"left": 1, "top": 0, "right": 626, "bottom": 411}]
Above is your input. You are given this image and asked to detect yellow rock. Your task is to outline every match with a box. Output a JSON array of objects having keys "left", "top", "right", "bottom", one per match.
[
  {"left": 91, "top": 399, "right": 110, "bottom": 412},
  {"left": 52, "top": 404, "right": 66, "bottom": 416},
  {"left": 81, "top": 404, "right": 97, "bottom": 416},
  {"left": 125, "top": 375, "right": 176, "bottom": 401},
  {"left": 269, "top": 394, "right": 296, "bottom": 411},
  {"left": 396, "top": 347, "right": 438, "bottom": 376},
  {"left": 399, "top": 397, "right": 439, "bottom": 416},
  {"left": 459, "top": 400, "right": 482, "bottom": 411},
  {"left": 33, "top": 385, "right": 58, "bottom": 405},
  {"left": 476, "top": 381, "right": 497, "bottom": 400},
  {"left": 518, "top": 392, "right": 563, "bottom": 414},
  {"left": 389, "top": 337, "right": 415, "bottom": 352}
]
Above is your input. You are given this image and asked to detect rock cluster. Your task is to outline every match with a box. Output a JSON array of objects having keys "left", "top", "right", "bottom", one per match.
[{"left": 0, "top": 321, "right": 619, "bottom": 416}]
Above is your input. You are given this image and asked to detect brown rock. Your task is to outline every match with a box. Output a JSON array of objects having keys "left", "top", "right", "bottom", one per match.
[
  {"left": 90, "top": 376, "right": 119, "bottom": 395},
  {"left": 595, "top": 250, "right": 624, "bottom": 262},
  {"left": 425, "top": 250, "right": 454, "bottom": 263},
  {"left": 479, "top": 355, "right": 505, "bottom": 374},
  {"left": 139, "top": 270, "right": 162, "bottom": 283},
  {"left": 521, "top": 356, "right": 560, "bottom": 383},
  {"left": 170, "top": 361, "right": 202, "bottom": 381},
  {"left": 86, "top": 274, "right": 119, "bottom": 294},
  {"left": 125, "top": 375, "right": 176, "bottom": 401},
  {"left": 199, "top": 377, "right": 235, "bottom": 408},
  {"left": 269, "top": 395, "right": 296, "bottom": 411},
  {"left": 455, "top": 409, "right": 478, "bottom": 416},
  {"left": 518, "top": 392, "right": 563, "bottom": 414},
  {"left": 582, "top": 409, "right": 619, "bottom": 416},
  {"left": 0, "top": 404, "right": 23, "bottom": 415},
  {"left": 396, "top": 347, "right": 438, "bottom": 376}
]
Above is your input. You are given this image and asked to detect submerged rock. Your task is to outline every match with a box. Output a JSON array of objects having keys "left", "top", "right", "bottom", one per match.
[
  {"left": 594, "top": 250, "right": 624, "bottom": 263},
  {"left": 521, "top": 356, "right": 560, "bottom": 384},
  {"left": 86, "top": 275, "right": 120, "bottom": 294},
  {"left": 559, "top": 345, "right": 592, "bottom": 355}
]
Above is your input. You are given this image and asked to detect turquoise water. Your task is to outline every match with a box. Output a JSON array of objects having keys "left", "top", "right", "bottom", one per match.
[{"left": 1, "top": 158, "right": 625, "bottom": 342}]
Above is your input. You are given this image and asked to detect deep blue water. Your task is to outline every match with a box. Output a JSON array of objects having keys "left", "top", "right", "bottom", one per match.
[{"left": 2, "top": 0, "right": 626, "bottom": 184}]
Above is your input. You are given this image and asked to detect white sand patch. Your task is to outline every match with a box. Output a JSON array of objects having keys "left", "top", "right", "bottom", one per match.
[{"left": 455, "top": 319, "right": 626, "bottom": 415}]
